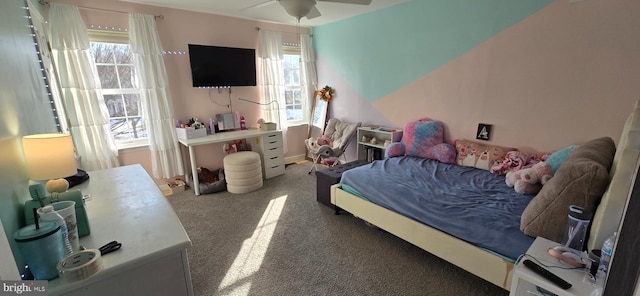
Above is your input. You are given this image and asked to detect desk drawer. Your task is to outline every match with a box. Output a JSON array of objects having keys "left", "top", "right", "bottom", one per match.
[
  {"left": 263, "top": 135, "right": 282, "bottom": 150},
  {"left": 263, "top": 145, "right": 284, "bottom": 159},
  {"left": 264, "top": 154, "right": 284, "bottom": 168},
  {"left": 264, "top": 164, "right": 285, "bottom": 179}
]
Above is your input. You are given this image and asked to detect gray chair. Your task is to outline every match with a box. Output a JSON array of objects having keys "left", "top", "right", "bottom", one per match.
[{"left": 305, "top": 118, "right": 362, "bottom": 174}]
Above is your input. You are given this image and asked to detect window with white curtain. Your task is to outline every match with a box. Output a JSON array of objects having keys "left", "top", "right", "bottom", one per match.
[
  {"left": 88, "top": 30, "right": 147, "bottom": 149},
  {"left": 283, "top": 46, "right": 306, "bottom": 125}
]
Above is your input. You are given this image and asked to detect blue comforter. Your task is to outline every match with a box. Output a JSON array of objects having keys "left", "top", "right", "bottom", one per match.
[{"left": 340, "top": 156, "right": 535, "bottom": 260}]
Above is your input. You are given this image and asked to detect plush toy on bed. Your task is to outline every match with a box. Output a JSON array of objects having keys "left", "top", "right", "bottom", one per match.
[
  {"left": 385, "top": 118, "right": 457, "bottom": 164},
  {"left": 505, "top": 161, "right": 554, "bottom": 195}
]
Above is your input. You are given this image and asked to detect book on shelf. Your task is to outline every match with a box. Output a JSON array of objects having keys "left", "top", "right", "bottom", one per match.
[{"left": 366, "top": 148, "right": 383, "bottom": 162}]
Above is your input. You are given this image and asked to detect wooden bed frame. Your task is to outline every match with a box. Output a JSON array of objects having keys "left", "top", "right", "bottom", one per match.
[
  {"left": 330, "top": 101, "right": 640, "bottom": 291},
  {"left": 331, "top": 184, "right": 516, "bottom": 290}
]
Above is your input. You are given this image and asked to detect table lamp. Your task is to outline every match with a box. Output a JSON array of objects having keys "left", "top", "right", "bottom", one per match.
[{"left": 22, "top": 134, "right": 77, "bottom": 194}]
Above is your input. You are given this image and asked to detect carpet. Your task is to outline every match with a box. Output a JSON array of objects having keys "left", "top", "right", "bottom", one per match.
[{"left": 166, "top": 163, "right": 509, "bottom": 296}]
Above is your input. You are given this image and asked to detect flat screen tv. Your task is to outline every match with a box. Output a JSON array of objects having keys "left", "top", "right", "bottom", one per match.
[{"left": 188, "top": 44, "right": 257, "bottom": 87}]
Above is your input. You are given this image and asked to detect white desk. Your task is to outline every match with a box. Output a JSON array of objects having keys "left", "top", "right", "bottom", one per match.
[
  {"left": 178, "top": 129, "right": 285, "bottom": 195},
  {"left": 47, "top": 164, "right": 193, "bottom": 296}
]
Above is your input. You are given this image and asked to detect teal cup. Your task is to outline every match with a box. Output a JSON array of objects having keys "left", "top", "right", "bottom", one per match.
[{"left": 14, "top": 221, "right": 65, "bottom": 280}]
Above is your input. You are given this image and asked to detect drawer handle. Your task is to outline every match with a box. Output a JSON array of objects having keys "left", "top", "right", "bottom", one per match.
[
  {"left": 268, "top": 147, "right": 277, "bottom": 151},
  {"left": 269, "top": 156, "right": 278, "bottom": 160}
]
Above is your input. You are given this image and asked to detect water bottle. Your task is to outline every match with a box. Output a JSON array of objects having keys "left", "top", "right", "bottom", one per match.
[
  {"left": 38, "top": 205, "right": 73, "bottom": 256},
  {"left": 598, "top": 232, "right": 616, "bottom": 275}
]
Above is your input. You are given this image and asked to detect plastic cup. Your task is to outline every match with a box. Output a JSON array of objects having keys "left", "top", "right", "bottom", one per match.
[
  {"left": 48, "top": 201, "right": 79, "bottom": 252},
  {"left": 14, "top": 221, "right": 64, "bottom": 280}
]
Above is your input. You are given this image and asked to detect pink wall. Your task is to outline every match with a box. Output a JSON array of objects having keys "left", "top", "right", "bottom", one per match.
[
  {"left": 368, "top": 0, "right": 640, "bottom": 154},
  {"left": 49, "top": 0, "right": 310, "bottom": 180}
]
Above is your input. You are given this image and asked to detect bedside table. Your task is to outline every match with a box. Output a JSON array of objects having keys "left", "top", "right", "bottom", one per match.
[{"left": 510, "top": 237, "right": 603, "bottom": 296}]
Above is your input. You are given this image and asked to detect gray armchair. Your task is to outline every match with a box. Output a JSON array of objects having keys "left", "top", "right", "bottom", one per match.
[{"left": 305, "top": 118, "right": 362, "bottom": 174}]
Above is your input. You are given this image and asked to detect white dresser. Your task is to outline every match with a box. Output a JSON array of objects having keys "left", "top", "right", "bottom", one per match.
[
  {"left": 250, "top": 131, "right": 285, "bottom": 179},
  {"left": 47, "top": 164, "right": 193, "bottom": 296}
]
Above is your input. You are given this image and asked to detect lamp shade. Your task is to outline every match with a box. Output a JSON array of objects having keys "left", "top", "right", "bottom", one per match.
[{"left": 22, "top": 134, "right": 77, "bottom": 181}]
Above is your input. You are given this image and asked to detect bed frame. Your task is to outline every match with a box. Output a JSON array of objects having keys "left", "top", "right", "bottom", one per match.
[
  {"left": 329, "top": 102, "right": 640, "bottom": 292},
  {"left": 331, "top": 184, "right": 516, "bottom": 290}
]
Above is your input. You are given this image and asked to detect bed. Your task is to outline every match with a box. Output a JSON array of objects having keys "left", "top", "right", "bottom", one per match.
[{"left": 330, "top": 101, "right": 640, "bottom": 291}]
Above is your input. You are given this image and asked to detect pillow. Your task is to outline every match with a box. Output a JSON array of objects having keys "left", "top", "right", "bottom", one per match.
[
  {"left": 546, "top": 145, "right": 579, "bottom": 173},
  {"left": 454, "top": 139, "right": 516, "bottom": 171},
  {"left": 387, "top": 118, "right": 457, "bottom": 163},
  {"left": 520, "top": 137, "right": 616, "bottom": 243}
]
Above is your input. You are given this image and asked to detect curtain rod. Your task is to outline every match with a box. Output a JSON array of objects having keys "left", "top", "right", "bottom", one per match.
[
  {"left": 255, "top": 27, "right": 313, "bottom": 37},
  {"left": 39, "top": 1, "right": 164, "bottom": 19}
]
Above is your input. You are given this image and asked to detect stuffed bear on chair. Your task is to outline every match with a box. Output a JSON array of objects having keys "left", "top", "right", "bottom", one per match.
[{"left": 386, "top": 118, "right": 457, "bottom": 164}]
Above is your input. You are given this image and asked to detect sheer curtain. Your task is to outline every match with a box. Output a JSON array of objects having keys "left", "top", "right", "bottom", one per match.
[
  {"left": 49, "top": 3, "right": 119, "bottom": 171},
  {"left": 258, "top": 30, "right": 288, "bottom": 154},
  {"left": 129, "top": 13, "right": 184, "bottom": 179},
  {"left": 300, "top": 34, "right": 318, "bottom": 127}
]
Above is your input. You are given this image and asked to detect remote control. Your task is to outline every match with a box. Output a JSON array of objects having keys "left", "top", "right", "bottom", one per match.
[{"left": 522, "top": 259, "right": 572, "bottom": 290}]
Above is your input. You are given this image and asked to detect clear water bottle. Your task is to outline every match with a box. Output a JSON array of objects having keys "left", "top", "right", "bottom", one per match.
[
  {"left": 38, "top": 205, "right": 73, "bottom": 255},
  {"left": 598, "top": 232, "right": 617, "bottom": 275}
]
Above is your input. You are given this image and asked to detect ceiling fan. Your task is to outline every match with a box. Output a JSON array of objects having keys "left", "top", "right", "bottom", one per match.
[{"left": 247, "top": 0, "right": 372, "bottom": 21}]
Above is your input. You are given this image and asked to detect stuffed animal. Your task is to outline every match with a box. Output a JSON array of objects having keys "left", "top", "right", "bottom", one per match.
[
  {"left": 386, "top": 118, "right": 457, "bottom": 164},
  {"left": 317, "top": 134, "right": 333, "bottom": 147},
  {"left": 505, "top": 161, "right": 554, "bottom": 195}
]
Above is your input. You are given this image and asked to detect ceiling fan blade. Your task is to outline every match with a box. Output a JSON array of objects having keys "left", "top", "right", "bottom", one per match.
[
  {"left": 306, "top": 6, "right": 322, "bottom": 19},
  {"left": 318, "top": 0, "right": 372, "bottom": 5},
  {"left": 242, "top": 0, "right": 277, "bottom": 11}
]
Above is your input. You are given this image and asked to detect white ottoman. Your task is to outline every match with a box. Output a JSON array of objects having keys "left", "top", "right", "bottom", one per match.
[{"left": 223, "top": 151, "right": 263, "bottom": 194}]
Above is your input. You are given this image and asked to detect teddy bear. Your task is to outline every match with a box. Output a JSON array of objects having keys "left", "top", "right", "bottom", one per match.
[
  {"left": 316, "top": 134, "right": 333, "bottom": 147},
  {"left": 505, "top": 161, "right": 554, "bottom": 195},
  {"left": 386, "top": 118, "right": 457, "bottom": 164}
]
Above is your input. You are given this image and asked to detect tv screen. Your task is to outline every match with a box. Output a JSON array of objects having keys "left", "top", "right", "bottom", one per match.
[{"left": 188, "top": 44, "right": 257, "bottom": 87}]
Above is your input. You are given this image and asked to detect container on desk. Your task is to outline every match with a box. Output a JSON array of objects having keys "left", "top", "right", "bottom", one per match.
[
  {"left": 176, "top": 127, "right": 207, "bottom": 140},
  {"left": 259, "top": 122, "right": 277, "bottom": 131}
]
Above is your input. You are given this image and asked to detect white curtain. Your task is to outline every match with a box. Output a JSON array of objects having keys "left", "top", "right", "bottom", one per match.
[
  {"left": 258, "top": 30, "right": 288, "bottom": 154},
  {"left": 300, "top": 34, "right": 318, "bottom": 127},
  {"left": 129, "top": 13, "right": 184, "bottom": 179},
  {"left": 49, "top": 3, "right": 119, "bottom": 171}
]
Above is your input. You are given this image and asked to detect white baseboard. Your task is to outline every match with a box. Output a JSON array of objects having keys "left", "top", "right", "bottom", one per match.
[{"left": 285, "top": 154, "right": 308, "bottom": 164}]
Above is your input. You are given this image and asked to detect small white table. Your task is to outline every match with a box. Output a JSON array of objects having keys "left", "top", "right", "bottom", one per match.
[
  {"left": 510, "top": 237, "right": 603, "bottom": 296},
  {"left": 47, "top": 164, "right": 193, "bottom": 296},
  {"left": 178, "top": 129, "right": 285, "bottom": 195}
]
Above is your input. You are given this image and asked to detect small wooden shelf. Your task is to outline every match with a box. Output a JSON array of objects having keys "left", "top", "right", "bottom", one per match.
[{"left": 357, "top": 126, "right": 403, "bottom": 162}]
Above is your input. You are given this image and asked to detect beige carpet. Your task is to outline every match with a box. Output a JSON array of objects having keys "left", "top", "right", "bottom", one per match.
[{"left": 166, "top": 163, "right": 509, "bottom": 296}]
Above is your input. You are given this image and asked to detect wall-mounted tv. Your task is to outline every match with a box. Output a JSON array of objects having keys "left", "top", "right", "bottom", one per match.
[{"left": 188, "top": 44, "right": 257, "bottom": 87}]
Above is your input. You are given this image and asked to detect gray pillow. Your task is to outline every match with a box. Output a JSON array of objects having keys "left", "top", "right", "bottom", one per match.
[{"left": 520, "top": 137, "right": 615, "bottom": 244}]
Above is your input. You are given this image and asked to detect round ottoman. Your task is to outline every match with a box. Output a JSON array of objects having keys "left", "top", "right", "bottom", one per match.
[{"left": 223, "top": 151, "right": 263, "bottom": 194}]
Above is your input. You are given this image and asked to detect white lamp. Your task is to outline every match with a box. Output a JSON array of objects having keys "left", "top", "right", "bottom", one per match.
[{"left": 22, "top": 134, "right": 77, "bottom": 193}]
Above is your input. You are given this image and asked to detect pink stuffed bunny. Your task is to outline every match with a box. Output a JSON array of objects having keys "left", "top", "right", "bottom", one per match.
[{"left": 505, "top": 161, "right": 554, "bottom": 195}]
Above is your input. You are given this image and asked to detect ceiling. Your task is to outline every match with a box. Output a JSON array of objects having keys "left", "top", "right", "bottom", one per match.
[{"left": 121, "top": 0, "right": 410, "bottom": 27}]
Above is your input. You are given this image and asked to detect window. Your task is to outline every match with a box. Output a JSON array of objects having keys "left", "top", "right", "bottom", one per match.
[
  {"left": 89, "top": 30, "right": 147, "bottom": 148},
  {"left": 283, "top": 46, "right": 305, "bottom": 125}
]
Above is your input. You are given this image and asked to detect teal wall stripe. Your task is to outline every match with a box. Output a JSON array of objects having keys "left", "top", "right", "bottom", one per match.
[{"left": 313, "top": 0, "right": 554, "bottom": 103}]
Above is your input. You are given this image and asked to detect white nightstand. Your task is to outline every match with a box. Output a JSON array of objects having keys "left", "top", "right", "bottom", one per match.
[{"left": 510, "top": 237, "right": 604, "bottom": 296}]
